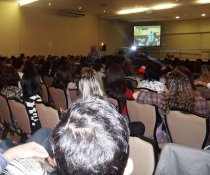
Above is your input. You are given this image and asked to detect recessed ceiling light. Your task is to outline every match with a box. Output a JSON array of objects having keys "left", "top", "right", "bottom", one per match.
[
  {"left": 48, "top": 2, "right": 51, "bottom": 6},
  {"left": 19, "top": 0, "right": 38, "bottom": 6},
  {"left": 103, "top": 10, "right": 106, "bottom": 13},
  {"left": 152, "top": 3, "right": 178, "bottom": 10},
  {"left": 78, "top": 6, "right": 82, "bottom": 10},
  {"left": 196, "top": 0, "right": 210, "bottom": 4},
  {"left": 176, "top": 16, "right": 180, "bottom": 19},
  {"left": 117, "top": 7, "right": 149, "bottom": 15},
  {"left": 201, "top": 13, "right": 206, "bottom": 16}
]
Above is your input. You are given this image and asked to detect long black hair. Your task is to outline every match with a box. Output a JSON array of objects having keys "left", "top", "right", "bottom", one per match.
[
  {"left": 104, "top": 63, "right": 126, "bottom": 113},
  {"left": 21, "top": 61, "right": 42, "bottom": 99}
]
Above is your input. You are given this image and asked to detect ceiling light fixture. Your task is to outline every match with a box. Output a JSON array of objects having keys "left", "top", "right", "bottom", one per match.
[
  {"left": 19, "top": 0, "right": 38, "bottom": 6},
  {"left": 152, "top": 3, "right": 178, "bottom": 10},
  {"left": 196, "top": 0, "right": 210, "bottom": 4},
  {"left": 176, "top": 16, "right": 180, "bottom": 19},
  {"left": 117, "top": 7, "right": 149, "bottom": 15},
  {"left": 201, "top": 13, "right": 206, "bottom": 16}
]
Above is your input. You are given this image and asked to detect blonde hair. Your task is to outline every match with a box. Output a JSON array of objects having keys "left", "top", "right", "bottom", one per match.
[{"left": 79, "top": 70, "right": 105, "bottom": 99}]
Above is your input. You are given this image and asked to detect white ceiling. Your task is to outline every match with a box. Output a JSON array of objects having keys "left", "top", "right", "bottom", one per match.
[{"left": 2, "top": 0, "right": 210, "bottom": 22}]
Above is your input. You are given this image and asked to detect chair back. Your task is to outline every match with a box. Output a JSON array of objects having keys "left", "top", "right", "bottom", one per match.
[
  {"left": 41, "top": 83, "right": 49, "bottom": 103},
  {"left": 127, "top": 100, "right": 157, "bottom": 139},
  {"left": 69, "top": 89, "right": 80, "bottom": 103},
  {"left": 0, "top": 94, "right": 12, "bottom": 124},
  {"left": 129, "top": 137, "right": 156, "bottom": 175},
  {"left": 43, "top": 76, "right": 54, "bottom": 87},
  {"left": 36, "top": 103, "right": 59, "bottom": 129},
  {"left": 166, "top": 110, "right": 209, "bottom": 149},
  {"left": 48, "top": 87, "right": 68, "bottom": 110},
  {"left": 7, "top": 99, "right": 31, "bottom": 134},
  {"left": 107, "top": 97, "right": 118, "bottom": 106}
]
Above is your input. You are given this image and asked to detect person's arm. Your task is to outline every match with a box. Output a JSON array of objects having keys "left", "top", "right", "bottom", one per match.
[
  {"left": 132, "top": 91, "right": 140, "bottom": 100},
  {"left": 1, "top": 142, "right": 49, "bottom": 172},
  {"left": 194, "top": 81, "right": 209, "bottom": 88},
  {"left": 0, "top": 154, "right": 8, "bottom": 174}
]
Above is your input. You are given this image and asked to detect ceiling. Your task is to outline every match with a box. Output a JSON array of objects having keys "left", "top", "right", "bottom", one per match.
[{"left": 3, "top": 0, "right": 210, "bottom": 22}]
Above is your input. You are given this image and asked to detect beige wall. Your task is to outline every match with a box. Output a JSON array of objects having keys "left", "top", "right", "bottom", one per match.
[
  {"left": 0, "top": 2, "right": 132, "bottom": 57},
  {"left": 138, "top": 19, "right": 210, "bottom": 60},
  {"left": 0, "top": 2, "right": 20, "bottom": 56}
]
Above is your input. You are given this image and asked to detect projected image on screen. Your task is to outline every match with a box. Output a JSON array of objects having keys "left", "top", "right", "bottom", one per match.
[{"left": 134, "top": 25, "right": 161, "bottom": 47}]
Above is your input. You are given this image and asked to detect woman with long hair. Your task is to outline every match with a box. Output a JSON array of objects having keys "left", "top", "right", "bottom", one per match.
[{"left": 21, "top": 61, "right": 42, "bottom": 134}]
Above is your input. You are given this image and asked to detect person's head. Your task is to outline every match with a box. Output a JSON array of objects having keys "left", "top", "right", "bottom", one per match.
[
  {"left": 0, "top": 66, "right": 20, "bottom": 89},
  {"left": 175, "top": 65, "right": 195, "bottom": 89},
  {"left": 104, "top": 63, "right": 126, "bottom": 99},
  {"left": 21, "top": 69, "right": 42, "bottom": 99},
  {"left": 163, "top": 70, "right": 194, "bottom": 113},
  {"left": 53, "top": 65, "right": 73, "bottom": 89},
  {"left": 12, "top": 57, "right": 24, "bottom": 70},
  {"left": 144, "top": 62, "right": 161, "bottom": 81},
  {"left": 79, "top": 70, "right": 105, "bottom": 99},
  {"left": 51, "top": 96, "right": 130, "bottom": 175}
]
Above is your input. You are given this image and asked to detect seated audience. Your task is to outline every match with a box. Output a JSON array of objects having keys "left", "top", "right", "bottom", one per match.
[
  {"left": 52, "top": 95, "right": 133, "bottom": 175},
  {"left": 104, "top": 63, "right": 145, "bottom": 137},
  {"left": 0, "top": 66, "right": 22, "bottom": 100},
  {"left": 137, "top": 62, "right": 167, "bottom": 93},
  {"left": 104, "top": 63, "right": 133, "bottom": 118},
  {"left": 134, "top": 70, "right": 210, "bottom": 119},
  {"left": 52, "top": 65, "right": 76, "bottom": 108},
  {"left": 21, "top": 61, "right": 42, "bottom": 134}
]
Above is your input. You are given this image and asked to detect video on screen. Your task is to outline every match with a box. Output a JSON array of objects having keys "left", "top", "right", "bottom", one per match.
[{"left": 134, "top": 25, "right": 161, "bottom": 47}]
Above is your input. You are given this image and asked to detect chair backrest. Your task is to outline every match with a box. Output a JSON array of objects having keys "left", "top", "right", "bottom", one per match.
[
  {"left": 127, "top": 100, "right": 157, "bottom": 139},
  {"left": 48, "top": 87, "right": 68, "bottom": 110},
  {"left": 43, "top": 76, "right": 54, "bottom": 87},
  {"left": 36, "top": 103, "right": 59, "bottom": 129},
  {"left": 7, "top": 99, "right": 31, "bottom": 134},
  {"left": 41, "top": 83, "right": 49, "bottom": 103},
  {"left": 129, "top": 137, "right": 156, "bottom": 175},
  {"left": 69, "top": 89, "right": 80, "bottom": 103},
  {"left": 107, "top": 97, "right": 118, "bottom": 106},
  {"left": 166, "top": 110, "right": 209, "bottom": 149},
  {"left": 0, "top": 94, "right": 12, "bottom": 124}
]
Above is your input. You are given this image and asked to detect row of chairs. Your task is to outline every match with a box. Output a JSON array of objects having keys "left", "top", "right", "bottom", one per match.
[
  {"left": 41, "top": 83, "right": 80, "bottom": 110},
  {"left": 0, "top": 94, "right": 59, "bottom": 139},
  {"left": 126, "top": 99, "right": 209, "bottom": 149}
]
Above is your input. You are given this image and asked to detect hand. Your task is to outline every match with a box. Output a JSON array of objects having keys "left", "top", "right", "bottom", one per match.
[
  {"left": 3, "top": 142, "right": 49, "bottom": 161},
  {"left": 194, "top": 81, "right": 208, "bottom": 87},
  {"left": 132, "top": 91, "right": 140, "bottom": 100}
]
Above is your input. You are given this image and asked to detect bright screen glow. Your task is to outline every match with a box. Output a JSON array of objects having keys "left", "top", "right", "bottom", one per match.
[{"left": 134, "top": 25, "right": 161, "bottom": 47}]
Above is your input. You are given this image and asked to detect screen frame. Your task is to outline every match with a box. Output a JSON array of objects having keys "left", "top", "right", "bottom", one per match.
[{"left": 133, "top": 25, "right": 161, "bottom": 47}]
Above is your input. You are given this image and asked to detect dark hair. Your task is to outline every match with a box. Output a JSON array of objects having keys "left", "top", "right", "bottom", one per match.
[
  {"left": 144, "top": 62, "right": 161, "bottom": 81},
  {"left": 0, "top": 66, "right": 20, "bottom": 89},
  {"left": 52, "top": 66, "right": 73, "bottom": 89},
  {"left": 12, "top": 57, "right": 24, "bottom": 70},
  {"left": 21, "top": 66, "right": 42, "bottom": 99},
  {"left": 175, "top": 65, "right": 195, "bottom": 90},
  {"left": 104, "top": 64, "right": 127, "bottom": 113},
  {"left": 52, "top": 96, "right": 129, "bottom": 175}
]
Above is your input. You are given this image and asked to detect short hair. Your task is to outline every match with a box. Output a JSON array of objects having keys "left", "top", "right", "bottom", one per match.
[
  {"left": 0, "top": 66, "right": 20, "bottom": 89},
  {"left": 79, "top": 70, "right": 105, "bottom": 99},
  {"left": 52, "top": 96, "right": 129, "bottom": 175},
  {"left": 144, "top": 62, "right": 161, "bottom": 81}
]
